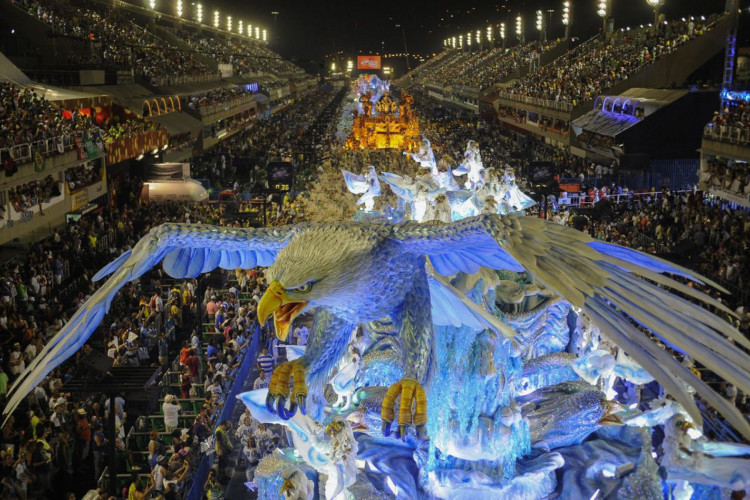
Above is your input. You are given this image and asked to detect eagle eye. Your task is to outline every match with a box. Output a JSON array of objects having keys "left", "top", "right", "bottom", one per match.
[{"left": 289, "top": 282, "right": 313, "bottom": 294}]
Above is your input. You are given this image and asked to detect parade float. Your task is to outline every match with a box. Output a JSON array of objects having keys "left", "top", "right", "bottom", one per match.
[{"left": 6, "top": 77, "right": 750, "bottom": 500}]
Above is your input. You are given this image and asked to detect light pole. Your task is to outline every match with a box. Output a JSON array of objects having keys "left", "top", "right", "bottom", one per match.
[
  {"left": 646, "top": 0, "right": 662, "bottom": 34},
  {"left": 562, "top": 1, "right": 571, "bottom": 40},
  {"left": 271, "top": 11, "right": 279, "bottom": 42},
  {"left": 516, "top": 15, "right": 524, "bottom": 43},
  {"left": 486, "top": 26, "right": 493, "bottom": 48},
  {"left": 499, "top": 22, "right": 506, "bottom": 48},
  {"left": 547, "top": 9, "right": 554, "bottom": 41},
  {"left": 597, "top": 0, "right": 610, "bottom": 40},
  {"left": 536, "top": 10, "right": 544, "bottom": 42},
  {"left": 395, "top": 24, "right": 411, "bottom": 71}
]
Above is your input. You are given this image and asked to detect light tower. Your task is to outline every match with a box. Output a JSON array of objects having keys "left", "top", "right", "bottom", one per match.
[
  {"left": 597, "top": 0, "right": 610, "bottom": 40},
  {"left": 516, "top": 15, "right": 524, "bottom": 43},
  {"left": 499, "top": 22, "right": 506, "bottom": 48},
  {"left": 195, "top": 3, "right": 202, "bottom": 24},
  {"left": 562, "top": 1, "right": 571, "bottom": 40},
  {"left": 536, "top": 10, "right": 544, "bottom": 42}
]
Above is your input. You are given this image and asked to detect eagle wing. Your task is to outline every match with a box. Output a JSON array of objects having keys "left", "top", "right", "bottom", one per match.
[
  {"left": 389, "top": 214, "right": 750, "bottom": 439},
  {"left": 4, "top": 223, "right": 295, "bottom": 420}
]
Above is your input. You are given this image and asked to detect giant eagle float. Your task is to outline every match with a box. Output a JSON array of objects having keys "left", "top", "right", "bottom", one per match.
[{"left": 5, "top": 214, "right": 750, "bottom": 497}]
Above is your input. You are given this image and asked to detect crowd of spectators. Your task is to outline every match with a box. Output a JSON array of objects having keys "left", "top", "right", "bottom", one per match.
[
  {"left": 8, "top": 176, "right": 62, "bottom": 214},
  {"left": 0, "top": 83, "right": 77, "bottom": 150},
  {"left": 411, "top": 40, "right": 562, "bottom": 91},
  {"left": 0, "top": 190, "right": 304, "bottom": 498},
  {"left": 698, "top": 158, "right": 750, "bottom": 199},
  {"left": 503, "top": 16, "right": 719, "bottom": 106},
  {"left": 704, "top": 103, "right": 750, "bottom": 145},
  {"left": 184, "top": 88, "right": 252, "bottom": 113},
  {"left": 0, "top": 83, "right": 349, "bottom": 496},
  {"left": 20, "top": 0, "right": 216, "bottom": 86},
  {"left": 190, "top": 86, "right": 346, "bottom": 189},
  {"left": 171, "top": 29, "right": 303, "bottom": 78},
  {"left": 65, "top": 164, "right": 101, "bottom": 193}
]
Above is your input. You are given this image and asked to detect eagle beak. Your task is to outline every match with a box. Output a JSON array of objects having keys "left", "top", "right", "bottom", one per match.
[{"left": 258, "top": 281, "right": 308, "bottom": 341}]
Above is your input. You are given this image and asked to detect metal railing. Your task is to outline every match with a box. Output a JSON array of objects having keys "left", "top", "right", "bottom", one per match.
[
  {"left": 703, "top": 124, "right": 750, "bottom": 147},
  {"left": 0, "top": 132, "right": 86, "bottom": 165},
  {"left": 558, "top": 189, "right": 693, "bottom": 209},
  {"left": 194, "top": 95, "right": 256, "bottom": 117},
  {"left": 149, "top": 72, "right": 222, "bottom": 88},
  {"left": 497, "top": 91, "right": 574, "bottom": 113}
]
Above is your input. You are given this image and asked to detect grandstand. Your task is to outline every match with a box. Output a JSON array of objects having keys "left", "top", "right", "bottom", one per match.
[{"left": 0, "top": 0, "right": 316, "bottom": 247}]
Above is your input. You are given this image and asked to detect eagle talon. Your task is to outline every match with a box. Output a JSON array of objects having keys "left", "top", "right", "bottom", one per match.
[
  {"left": 266, "top": 360, "right": 308, "bottom": 418},
  {"left": 265, "top": 393, "right": 277, "bottom": 414},
  {"left": 382, "top": 421, "right": 393, "bottom": 437},
  {"left": 380, "top": 378, "right": 428, "bottom": 440},
  {"left": 297, "top": 394, "right": 307, "bottom": 415},
  {"left": 276, "top": 395, "right": 288, "bottom": 419}
]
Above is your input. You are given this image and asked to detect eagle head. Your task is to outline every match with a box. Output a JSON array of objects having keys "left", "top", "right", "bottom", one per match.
[{"left": 258, "top": 226, "right": 386, "bottom": 341}]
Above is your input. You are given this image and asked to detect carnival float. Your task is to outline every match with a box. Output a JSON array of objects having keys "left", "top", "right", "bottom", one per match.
[{"left": 6, "top": 77, "right": 750, "bottom": 500}]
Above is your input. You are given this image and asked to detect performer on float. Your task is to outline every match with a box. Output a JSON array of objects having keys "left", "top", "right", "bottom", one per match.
[
  {"left": 453, "top": 140, "right": 485, "bottom": 190},
  {"left": 342, "top": 166, "right": 381, "bottom": 211}
]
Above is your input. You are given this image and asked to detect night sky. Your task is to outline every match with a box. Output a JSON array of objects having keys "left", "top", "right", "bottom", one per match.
[{"left": 199, "top": 0, "right": 736, "bottom": 65}]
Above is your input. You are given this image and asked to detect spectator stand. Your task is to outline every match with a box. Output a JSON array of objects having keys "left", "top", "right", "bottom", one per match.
[
  {"left": 63, "top": 354, "right": 162, "bottom": 497},
  {"left": 185, "top": 322, "right": 261, "bottom": 500}
]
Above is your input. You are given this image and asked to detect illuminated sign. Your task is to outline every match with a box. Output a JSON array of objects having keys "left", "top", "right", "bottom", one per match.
[
  {"left": 721, "top": 88, "right": 750, "bottom": 103},
  {"left": 357, "top": 56, "right": 382, "bottom": 70}
]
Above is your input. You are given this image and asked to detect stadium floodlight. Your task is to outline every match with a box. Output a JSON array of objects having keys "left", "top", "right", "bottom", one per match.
[
  {"left": 451, "top": 36, "right": 456, "bottom": 48},
  {"left": 466, "top": 31, "right": 472, "bottom": 46},
  {"left": 148, "top": 0, "right": 155, "bottom": 10},
  {"left": 227, "top": 16, "right": 232, "bottom": 32},
  {"left": 238, "top": 20, "right": 243, "bottom": 34},
  {"left": 597, "top": 0, "right": 608, "bottom": 18},
  {"left": 262, "top": 29, "right": 267, "bottom": 42},
  {"left": 213, "top": 10, "right": 220, "bottom": 28},
  {"left": 646, "top": 0, "right": 663, "bottom": 28},
  {"left": 536, "top": 10, "right": 543, "bottom": 31},
  {"left": 247, "top": 24, "right": 253, "bottom": 37},
  {"left": 516, "top": 15, "right": 523, "bottom": 41},
  {"left": 475, "top": 29, "right": 481, "bottom": 45},
  {"left": 255, "top": 26, "right": 260, "bottom": 39},
  {"left": 176, "top": 0, "right": 182, "bottom": 17},
  {"left": 562, "top": 1, "right": 570, "bottom": 25},
  {"left": 458, "top": 34, "right": 463, "bottom": 48},
  {"left": 499, "top": 22, "right": 506, "bottom": 39},
  {"left": 195, "top": 3, "right": 202, "bottom": 23},
  {"left": 486, "top": 26, "right": 493, "bottom": 43}
]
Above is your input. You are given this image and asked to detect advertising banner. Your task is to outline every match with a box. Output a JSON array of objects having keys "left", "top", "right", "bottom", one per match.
[{"left": 357, "top": 56, "right": 382, "bottom": 70}]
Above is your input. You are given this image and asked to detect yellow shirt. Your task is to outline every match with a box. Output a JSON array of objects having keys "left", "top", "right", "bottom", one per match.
[{"left": 128, "top": 482, "right": 138, "bottom": 500}]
